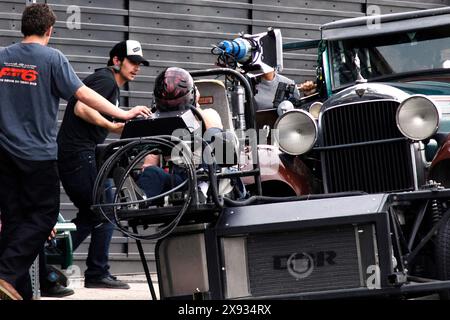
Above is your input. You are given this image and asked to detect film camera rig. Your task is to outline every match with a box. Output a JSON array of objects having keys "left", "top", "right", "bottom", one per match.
[
  {"left": 92, "top": 28, "right": 290, "bottom": 239},
  {"left": 92, "top": 68, "right": 261, "bottom": 239},
  {"left": 91, "top": 68, "right": 264, "bottom": 299}
]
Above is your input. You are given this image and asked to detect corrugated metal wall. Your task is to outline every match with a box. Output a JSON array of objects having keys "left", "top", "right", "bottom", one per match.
[{"left": 1, "top": 0, "right": 448, "bottom": 273}]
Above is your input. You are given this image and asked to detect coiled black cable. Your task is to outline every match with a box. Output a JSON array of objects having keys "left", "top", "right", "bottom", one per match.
[{"left": 92, "top": 136, "right": 197, "bottom": 241}]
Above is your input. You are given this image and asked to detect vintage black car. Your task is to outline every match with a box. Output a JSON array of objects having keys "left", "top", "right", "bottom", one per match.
[
  {"left": 263, "top": 7, "right": 450, "bottom": 298},
  {"left": 94, "top": 7, "right": 450, "bottom": 300},
  {"left": 279, "top": 6, "right": 450, "bottom": 196}
]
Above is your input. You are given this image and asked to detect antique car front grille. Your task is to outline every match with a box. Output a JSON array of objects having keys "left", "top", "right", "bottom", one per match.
[
  {"left": 322, "top": 100, "right": 403, "bottom": 146},
  {"left": 321, "top": 100, "right": 414, "bottom": 193}
]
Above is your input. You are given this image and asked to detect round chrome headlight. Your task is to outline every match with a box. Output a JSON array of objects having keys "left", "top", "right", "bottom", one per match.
[
  {"left": 274, "top": 109, "right": 317, "bottom": 155},
  {"left": 308, "top": 102, "right": 323, "bottom": 119},
  {"left": 396, "top": 95, "right": 440, "bottom": 141}
]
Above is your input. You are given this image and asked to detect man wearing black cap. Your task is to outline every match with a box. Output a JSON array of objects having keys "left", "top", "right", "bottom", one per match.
[{"left": 56, "top": 40, "right": 150, "bottom": 290}]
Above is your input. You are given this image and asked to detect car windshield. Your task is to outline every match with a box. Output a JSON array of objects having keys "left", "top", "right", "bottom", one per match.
[{"left": 329, "top": 25, "right": 450, "bottom": 89}]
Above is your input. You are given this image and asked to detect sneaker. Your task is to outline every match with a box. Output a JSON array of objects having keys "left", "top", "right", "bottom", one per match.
[
  {"left": 41, "top": 283, "right": 75, "bottom": 298},
  {"left": 0, "top": 278, "right": 23, "bottom": 300},
  {"left": 84, "top": 275, "right": 130, "bottom": 289}
]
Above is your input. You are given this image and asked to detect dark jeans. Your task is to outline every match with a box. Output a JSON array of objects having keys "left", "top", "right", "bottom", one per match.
[
  {"left": 137, "top": 166, "right": 184, "bottom": 197},
  {"left": 58, "top": 150, "right": 114, "bottom": 280},
  {"left": 0, "top": 146, "right": 59, "bottom": 299},
  {"left": 38, "top": 248, "right": 50, "bottom": 286}
]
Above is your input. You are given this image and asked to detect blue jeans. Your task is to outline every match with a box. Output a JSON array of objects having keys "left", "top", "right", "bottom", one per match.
[
  {"left": 137, "top": 166, "right": 184, "bottom": 197},
  {"left": 58, "top": 150, "right": 114, "bottom": 280}
]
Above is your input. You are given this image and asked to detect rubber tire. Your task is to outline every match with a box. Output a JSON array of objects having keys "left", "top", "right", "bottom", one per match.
[{"left": 435, "top": 215, "right": 450, "bottom": 300}]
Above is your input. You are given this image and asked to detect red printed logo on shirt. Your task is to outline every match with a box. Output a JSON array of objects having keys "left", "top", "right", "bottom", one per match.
[
  {"left": 0, "top": 67, "right": 38, "bottom": 81},
  {"left": 0, "top": 63, "right": 39, "bottom": 86}
]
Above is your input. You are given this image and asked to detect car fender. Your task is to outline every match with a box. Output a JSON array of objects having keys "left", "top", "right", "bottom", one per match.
[{"left": 241, "top": 144, "right": 314, "bottom": 196}]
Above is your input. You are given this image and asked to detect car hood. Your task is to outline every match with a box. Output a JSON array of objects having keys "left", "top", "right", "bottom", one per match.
[
  {"left": 322, "top": 81, "right": 450, "bottom": 112},
  {"left": 322, "top": 83, "right": 410, "bottom": 110},
  {"left": 388, "top": 81, "right": 450, "bottom": 96}
]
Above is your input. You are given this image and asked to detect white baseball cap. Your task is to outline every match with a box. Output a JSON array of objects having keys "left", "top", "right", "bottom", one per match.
[{"left": 108, "top": 40, "right": 149, "bottom": 66}]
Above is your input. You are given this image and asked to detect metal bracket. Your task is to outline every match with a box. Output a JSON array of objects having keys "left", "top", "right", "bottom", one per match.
[{"left": 388, "top": 272, "right": 408, "bottom": 287}]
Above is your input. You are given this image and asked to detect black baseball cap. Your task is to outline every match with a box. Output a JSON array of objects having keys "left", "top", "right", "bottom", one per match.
[{"left": 107, "top": 40, "right": 149, "bottom": 66}]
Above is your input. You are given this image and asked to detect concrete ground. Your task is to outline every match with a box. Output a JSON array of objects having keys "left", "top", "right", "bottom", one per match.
[
  {"left": 39, "top": 273, "right": 441, "bottom": 300},
  {"left": 41, "top": 273, "right": 159, "bottom": 300}
]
